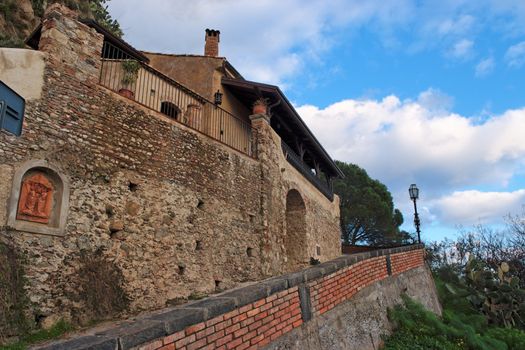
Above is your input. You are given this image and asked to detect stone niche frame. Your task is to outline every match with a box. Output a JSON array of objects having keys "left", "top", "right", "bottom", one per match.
[{"left": 7, "top": 160, "right": 70, "bottom": 236}]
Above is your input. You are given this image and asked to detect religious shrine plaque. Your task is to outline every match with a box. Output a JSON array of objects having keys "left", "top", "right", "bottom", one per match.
[{"left": 16, "top": 173, "right": 54, "bottom": 224}]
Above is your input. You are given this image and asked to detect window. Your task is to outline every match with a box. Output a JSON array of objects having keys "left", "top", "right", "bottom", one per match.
[
  {"left": 160, "top": 101, "right": 180, "bottom": 120},
  {"left": 0, "top": 81, "right": 25, "bottom": 136}
]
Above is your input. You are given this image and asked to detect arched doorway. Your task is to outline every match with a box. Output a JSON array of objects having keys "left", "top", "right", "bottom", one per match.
[{"left": 284, "top": 189, "right": 307, "bottom": 272}]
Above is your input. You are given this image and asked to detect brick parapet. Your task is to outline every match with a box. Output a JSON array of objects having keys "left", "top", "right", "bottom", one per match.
[{"left": 35, "top": 244, "right": 425, "bottom": 350}]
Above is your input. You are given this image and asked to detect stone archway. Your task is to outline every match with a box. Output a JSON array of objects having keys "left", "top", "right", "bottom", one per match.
[{"left": 284, "top": 189, "right": 307, "bottom": 272}]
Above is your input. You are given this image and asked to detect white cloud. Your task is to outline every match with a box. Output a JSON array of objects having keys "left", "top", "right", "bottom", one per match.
[
  {"left": 504, "top": 41, "right": 525, "bottom": 68},
  {"left": 108, "top": 0, "right": 414, "bottom": 86},
  {"left": 448, "top": 39, "right": 474, "bottom": 59},
  {"left": 108, "top": 1, "right": 525, "bottom": 85},
  {"left": 297, "top": 94, "right": 525, "bottom": 227},
  {"left": 417, "top": 88, "right": 454, "bottom": 112},
  {"left": 434, "top": 189, "right": 525, "bottom": 225},
  {"left": 475, "top": 57, "right": 495, "bottom": 77}
]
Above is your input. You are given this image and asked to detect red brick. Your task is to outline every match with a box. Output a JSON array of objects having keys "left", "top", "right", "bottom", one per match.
[
  {"left": 240, "top": 316, "right": 255, "bottom": 328},
  {"left": 159, "top": 344, "right": 175, "bottom": 350},
  {"left": 196, "top": 326, "right": 215, "bottom": 340},
  {"left": 224, "top": 323, "right": 241, "bottom": 335},
  {"left": 239, "top": 304, "right": 253, "bottom": 313},
  {"left": 163, "top": 330, "right": 185, "bottom": 344},
  {"left": 236, "top": 342, "right": 250, "bottom": 350},
  {"left": 207, "top": 330, "right": 225, "bottom": 343},
  {"left": 250, "top": 334, "right": 264, "bottom": 345},
  {"left": 187, "top": 338, "right": 207, "bottom": 350},
  {"left": 233, "top": 313, "right": 248, "bottom": 323},
  {"left": 226, "top": 337, "right": 243, "bottom": 349},
  {"left": 138, "top": 340, "right": 163, "bottom": 350},
  {"left": 215, "top": 334, "right": 233, "bottom": 347},
  {"left": 248, "top": 320, "right": 263, "bottom": 331},
  {"left": 215, "top": 319, "right": 233, "bottom": 331},
  {"left": 242, "top": 329, "right": 258, "bottom": 342},
  {"left": 206, "top": 315, "right": 224, "bottom": 327},
  {"left": 176, "top": 334, "right": 196, "bottom": 348},
  {"left": 234, "top": 327, "right": 249, "bottom": 338},
  {"left": 185, "top": 322, "right": 206, "bottom": 336}
]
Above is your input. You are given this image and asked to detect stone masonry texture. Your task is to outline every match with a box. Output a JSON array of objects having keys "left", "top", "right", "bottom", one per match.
[{"left": 0, "top": 3, "right": 341, "bottom": 327}]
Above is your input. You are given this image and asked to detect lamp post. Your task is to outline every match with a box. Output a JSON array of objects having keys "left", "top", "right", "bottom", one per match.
[{"left": 409, "top": 184, "right": 421, "bottom": 243}]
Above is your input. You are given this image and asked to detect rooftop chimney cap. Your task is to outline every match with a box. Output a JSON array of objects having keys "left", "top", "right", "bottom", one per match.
[{"left": 205, "top": 29, "right": 220, "bottom": 40}]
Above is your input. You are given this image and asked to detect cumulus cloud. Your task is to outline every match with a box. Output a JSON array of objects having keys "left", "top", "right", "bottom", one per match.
[
  {"left": 448, "top": 39, "right": 474, "bottom": 59},
  {"left": 434, "top": 190, "right": 525, "bottom": 225},
  {"left": 417, "top": 88, "right": 454, "bottom": 112},
  {"left": 107, "top": 0, "right": 414, "bottom": 86},
  {"left": 108, "top": 1, "right": 525, "bottom": 85},
  {"left": 505, "top": 41, "right": 525, "bottom": 68},
  {"left": 297, "top": 94, "right": 525, "bottom": 227},
  {"left": 475, "top": 57, "right": 495, "bottom": 77}
]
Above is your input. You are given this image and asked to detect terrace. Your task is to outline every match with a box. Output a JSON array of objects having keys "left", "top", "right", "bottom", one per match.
[{"left": 98, "top": 41, "right": 255, "bottom": 158}]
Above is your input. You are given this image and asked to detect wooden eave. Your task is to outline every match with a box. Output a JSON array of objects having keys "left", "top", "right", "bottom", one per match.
[{"left": 222, "top": 77, "right": 344, "bottom": 178}]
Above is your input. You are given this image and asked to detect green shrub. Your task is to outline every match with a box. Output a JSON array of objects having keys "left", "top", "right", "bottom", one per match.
[
  {"left": 0, "top": 34, "right": 24, "bottom": 48},
  {"left": 486, "top": 328, "right": 525, "bottom": 350},
  {"left": 384, "top": 295, "right": 508, "bottom": 350}
]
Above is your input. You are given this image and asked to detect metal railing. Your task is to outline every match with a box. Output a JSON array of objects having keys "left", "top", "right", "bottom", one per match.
[
  {"left": 98, "top": 42, "right": 255, "bottom": 157},
  {"left": 281, "top": 141, "right": 334, "bottom": 201}
]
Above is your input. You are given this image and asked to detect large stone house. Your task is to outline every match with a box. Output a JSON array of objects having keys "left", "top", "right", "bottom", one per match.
[{"left": 0, "top": 4, "right": 343, "bottom": 324}]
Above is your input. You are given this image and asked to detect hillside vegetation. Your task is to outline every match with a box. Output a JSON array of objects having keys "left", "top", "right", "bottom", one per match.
[
  {"left": 385, "top": 216, "right": 525, "bottom": 349},
  {"left": 0, "top": 0, "right": 121, "bottom": 48}
]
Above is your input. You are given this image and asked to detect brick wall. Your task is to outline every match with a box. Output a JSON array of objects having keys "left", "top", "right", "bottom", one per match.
[
  {"left": 36, "top": 245, "right": 426, "bottom": 350},
  {"left": 155, "top": 288, "right": 302, "bottom": 350},
  {"left": 309, "top": 256, "right": 388, "bottom": 316},
  {"left": 391, "top": 249, "right": 425, "bottom": 275}
]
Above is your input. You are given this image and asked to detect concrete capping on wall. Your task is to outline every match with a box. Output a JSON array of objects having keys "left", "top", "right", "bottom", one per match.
[{"left": 34, "top": 244, "right": 425, "bottom": 350}]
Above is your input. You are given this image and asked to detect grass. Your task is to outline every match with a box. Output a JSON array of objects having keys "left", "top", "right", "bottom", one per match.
[{"left": 0, "top": 320, "right": 73, "bottom": 350}]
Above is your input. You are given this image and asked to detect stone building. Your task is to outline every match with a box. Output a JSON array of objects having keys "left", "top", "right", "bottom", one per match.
[{"left": 0, "top": 4, "right": 343, "bottom": 325}]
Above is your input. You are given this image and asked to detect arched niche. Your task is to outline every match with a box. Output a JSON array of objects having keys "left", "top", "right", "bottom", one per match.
[
  {"left": 284, "top": 189, "right": 307, "bottom": 272},
  {"left": 7, "top": 160, "right": 70, "bottom": 236}
]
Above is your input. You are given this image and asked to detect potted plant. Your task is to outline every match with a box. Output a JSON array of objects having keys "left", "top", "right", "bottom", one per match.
[
  {"left": 119, "top": 60, "right": 140, "bottom": 99},
  {"left": 252, "top": 97, "right": 269, "bottom": 115}
]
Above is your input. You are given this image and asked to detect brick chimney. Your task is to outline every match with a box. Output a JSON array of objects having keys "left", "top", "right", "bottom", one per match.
[{"left": 204, "top": 29, "right": 220, "bottom": 57}]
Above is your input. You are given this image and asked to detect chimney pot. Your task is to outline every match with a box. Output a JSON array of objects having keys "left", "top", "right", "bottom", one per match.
[{"left": 204, "top": 29, "right": 220, "bottom": 57}]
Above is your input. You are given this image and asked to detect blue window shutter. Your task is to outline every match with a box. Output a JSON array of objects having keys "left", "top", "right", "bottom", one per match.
[{"left": 0, "top": 81, "right": 25, "bottom": 136}]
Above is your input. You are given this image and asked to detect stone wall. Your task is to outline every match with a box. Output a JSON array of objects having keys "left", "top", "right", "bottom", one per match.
[
  {"left": 32, "top": 246, "right": 439, "bottom": 350},
  {"left": 0, "top": 4, "right": 341, "bottom": 326}
]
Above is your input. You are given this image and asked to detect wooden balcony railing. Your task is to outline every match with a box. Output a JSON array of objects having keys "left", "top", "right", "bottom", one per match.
[
  {"left": 281, "top": 141, "right": 334, "bottom": 201},
  {"left": 98, "top": 42, "right": 256, "bottom": 158}
]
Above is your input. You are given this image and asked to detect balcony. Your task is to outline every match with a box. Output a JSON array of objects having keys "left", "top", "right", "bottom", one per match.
[
  {"left": 281, "top": 141, "right": 334, "bottom": 201},
  {"left": 98, "top": 42, "right": 255, "bottom": 158}
]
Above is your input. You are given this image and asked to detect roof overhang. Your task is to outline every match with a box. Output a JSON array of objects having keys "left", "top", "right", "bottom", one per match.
[{"left": 222, "top": 77, "right": 344, "bottom": 178}]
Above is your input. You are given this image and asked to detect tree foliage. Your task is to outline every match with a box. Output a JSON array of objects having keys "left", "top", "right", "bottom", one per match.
[
  {"left": 333, "top": 161, "right": 410, "bottom": 245},
  {"left": 37, "top": 1, "right": 123, "bottom": 37},
  {"left": 426, "top": 209, "right": 525, "bottom": 288},
  {"left": 89, "top": 0, "right": 123, "bottom": 37}
]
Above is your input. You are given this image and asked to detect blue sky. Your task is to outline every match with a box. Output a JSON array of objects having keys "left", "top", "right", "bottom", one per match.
[{"left": 108, "top": 0, "right": 525, "bottom": 242}]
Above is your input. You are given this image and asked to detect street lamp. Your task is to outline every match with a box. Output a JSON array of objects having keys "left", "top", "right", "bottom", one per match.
[{"left": 409, "top": 184, "right": 421, "bottom": 243}]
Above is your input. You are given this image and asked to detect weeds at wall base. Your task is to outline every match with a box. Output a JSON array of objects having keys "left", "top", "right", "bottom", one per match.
[
  {"left": 0, "top": 241, "right": 31, "bottom": 344},
  {"left": 0, "top": 320, "right": 73, "bottom": 350}
]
